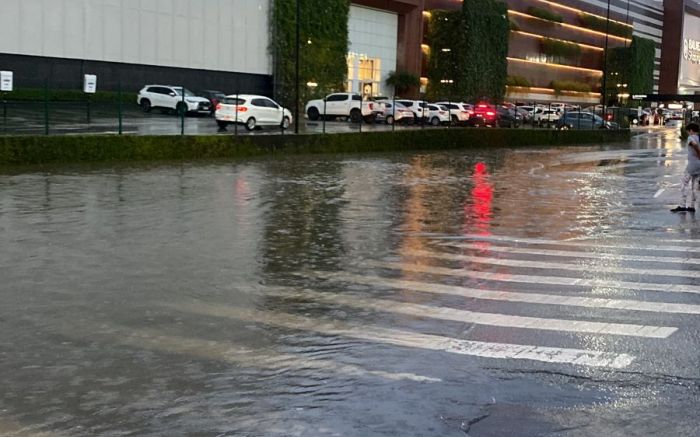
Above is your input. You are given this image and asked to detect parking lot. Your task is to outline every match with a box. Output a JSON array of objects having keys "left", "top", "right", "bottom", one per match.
[{"left": 0, "top": 100, "right": 585, "bottom": 137}]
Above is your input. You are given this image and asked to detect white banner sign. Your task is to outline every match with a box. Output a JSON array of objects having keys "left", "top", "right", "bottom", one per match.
[
  {"left": 83, "top": 74, "right": 97, "bottom": 93},
  {"left": 0, "top": 71, "right": 13, "bottom": 92}
]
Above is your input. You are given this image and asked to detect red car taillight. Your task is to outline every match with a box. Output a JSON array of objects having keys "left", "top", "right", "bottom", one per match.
[
  {"left": 369, "top": 103, "right": 374, "bottom": 110},
  {"left": 236, "top": 106, "right": 248, "bottom": 112}
]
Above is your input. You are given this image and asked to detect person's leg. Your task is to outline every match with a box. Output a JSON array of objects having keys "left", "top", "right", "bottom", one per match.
[{"left": 681, "top": 172, "right": 692, "bottom": 207}]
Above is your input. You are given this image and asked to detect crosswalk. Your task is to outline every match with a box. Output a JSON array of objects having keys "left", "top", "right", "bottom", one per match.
[{"left": 171, "top": 234, "right": 699, "bottom": 377}]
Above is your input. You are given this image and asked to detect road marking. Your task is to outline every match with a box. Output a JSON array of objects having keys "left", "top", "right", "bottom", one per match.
[
  {"left": 173, "top": 302, "right": 636, "bottom": 369},
  {"left": 310, "top": 271, "right": 700, "bottom": 315},
  {"left": 260, "top": 286, "right": 676, "bottom": 338},
  {"left": 436, "top": 234, "right": 700, "bottom": 254},
  {"left": 367, "top": 261, "right": 700, "bottom": 296},
  {"left": 403, "top": 249, "right": 700, "bottom": 279},
  {"left": 442, "top": 242, "right": 700, "bottom": 266}
]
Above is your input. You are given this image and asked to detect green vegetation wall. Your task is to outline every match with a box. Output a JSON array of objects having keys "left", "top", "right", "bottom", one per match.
[
  {"left": 605, "top": 36, "right": 655, "bottom": 105},
  {"left": 426, "top": 1, "right": 509, "bottom": 102},
  {"left": 270, "top": 0, "right": 349, "bottom": 109}
]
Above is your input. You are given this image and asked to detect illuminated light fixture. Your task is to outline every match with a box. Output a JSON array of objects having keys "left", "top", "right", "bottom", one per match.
[
  {"left": 507, "top": 57, "right": 604, "bottom": 75},
  {"left": 506, "top": 85, "right": 601, "bottom": 96},
  {"left": 508, "top": 10, "right": 631, "bottom": 43},
  {"left": 441, "top": 48, "right": 452, "bottom": 52},
  {"left": 440, "top": 79, "right": 454, "bottom": 84},
  {"left": 534, "top": 0, "right": 633, "bottom": 28},
  {"left": 422, "top": 11, "right": 432, "bottom": 19},
  {"left": 511, "top": 30, "right": 603, "bottom": 51},
  {"left": 306, "top": 81, "right": 318, "bottom": 88}
]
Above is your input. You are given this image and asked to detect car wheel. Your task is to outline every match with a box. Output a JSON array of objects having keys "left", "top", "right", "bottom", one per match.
[
  {"left": 559, "top": 125, "right": 570, "bottom": 130},
  {"left": 281, "top": 116, "right": 290, "bottom": 130},
  {"left": 217, "top": 120, "right": 228, "bottom": 131},
  {"left": 245, "top": 117, "right": 256, "bottom": 131},
  {"left": 307, "top": 107, "right": 320, "bottom": 121},
  {"left": 176, "top": 102, "right": 188, "bottom": 116},
  {"left": 385, "top": 115, "right": 394, "bottom": 125},
  {"left": 431, "top": 117, "right": 440, "bottom": 126},
  {"left": 350, "top": 109, "right": 362, "bottom": 123},
  {"left": 140, "top": 99, "right": 152, "bottom": 113},
  {"left": 363, "top": 115, "right": 376, "bottom": 124},
  {"left": 451, "top": 115, "right": 458, "bottom": 125}
]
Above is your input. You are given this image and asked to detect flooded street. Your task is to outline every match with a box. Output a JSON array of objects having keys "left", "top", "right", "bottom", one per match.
[{"left": 1, "top": 129, "right": 699, "bottom": 436}]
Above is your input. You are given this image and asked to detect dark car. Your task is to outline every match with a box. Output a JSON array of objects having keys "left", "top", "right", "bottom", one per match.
[
  {"left": 469, "top": 102, "right": 498, "bottom": 127},
  {"left": 197, "top": 90, "right": 227, "bottom": 115},
  {"left": 496, "top": 107, "right": 520, "bottom": 128},
  {"left": 556, "top": 111, "right": 608, "bottom": 130}
]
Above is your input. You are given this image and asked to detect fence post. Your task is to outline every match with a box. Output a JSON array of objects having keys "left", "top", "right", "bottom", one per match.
[
  {"left": 323, "top": 97, "right": 327, "bottom": 134},
  {"left": 359, "top": 93, "right": 363, "bottom": 133},
  {"left": 392, "top": 95, "right": 396, "bottom": 132},
  {"left": 118, "top": 82, "right": 123, "bottom": 135},
  {"left": 234, "top": 91, "right": 239, "bottom": 136},
  {"left": 86, "top": 93, "right": 91, "bottom": 124},
  {"left": 44, "top": 80, "right": 49, "bottom": 136},
  {"left": 2, "top": 92, "right": 6, "bottom": 128},
  {"left": 180, "top": 85, "right": 185, "bottom": 136}
]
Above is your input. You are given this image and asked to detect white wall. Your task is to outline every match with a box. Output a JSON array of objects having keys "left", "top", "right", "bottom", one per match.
[
  {"left": 348, "top": 5, "right": 398, "bottom": 95},
  {"left": 0, "top": 0, "right": 271, "bottom": 75}
]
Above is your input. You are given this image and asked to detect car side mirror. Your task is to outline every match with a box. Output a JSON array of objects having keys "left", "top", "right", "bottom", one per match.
[{"left": 169, "top": 92, "right": 176, "bottom": 97}]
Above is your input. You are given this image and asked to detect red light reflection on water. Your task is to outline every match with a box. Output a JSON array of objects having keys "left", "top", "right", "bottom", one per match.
[{"left": 464, "top": 162, "right": 493, "bottom": 251}]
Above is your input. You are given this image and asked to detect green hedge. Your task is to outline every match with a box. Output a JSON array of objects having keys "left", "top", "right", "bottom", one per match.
[
  {"left": 541, "top": 38, "right": 581, "bottom": 62},
  {"left": 270, "top": 0, "right": 349, "bottom": 110},
  {"left": 426, "top": 10, "right": 464, "bottom": 101},
  {"left": 506, "top": 75, "right": 531, "bottom": 87},
  {"left": 605, "top": 36, "right": 655, "bottom": 104},
  {"left": 0, "top": 129, "right": 631, "bottom": 166},
  {"left": 578, "top": 13, "right": 633, "bottom": 38},
  {"left": 526, "top": 7, "right": 563, "bottom": 23},
  {"left": 551, "top": 80, "right": 592, "bottom": 93}
]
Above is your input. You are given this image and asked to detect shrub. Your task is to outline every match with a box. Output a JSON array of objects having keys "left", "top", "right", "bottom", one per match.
[
  {"left": 506, "top": 75, "right": 531, "bottom": 87},
  {"left": 541, "top": 38, "right": 581, "bottom": 61},
  {"left": 578, "top": 13, "right": 633, "bottom": 38},
  {"left": 385, "top": 71, "right": 421, "bottom": 95},
  {"left": 526, "top": 7, "right": 563, "bottom": 23},
  {"left": 550, "top": 80, "right": 592, "bottom": 93}
]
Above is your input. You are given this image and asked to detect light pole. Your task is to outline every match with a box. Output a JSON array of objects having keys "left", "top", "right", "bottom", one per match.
[
  {"left": 294, "top": 0, "right": 301, "bottom": 134},
  {"left": 601, "top": 0, "right": 612, "bottom": 117}
]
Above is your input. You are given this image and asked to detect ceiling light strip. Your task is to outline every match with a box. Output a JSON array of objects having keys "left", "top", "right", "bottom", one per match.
[
  {"left": 507, "top": 57, "right": 604, "bottom": 75},
  {"left": 511, "top": 30, "right": 604, "bottom": 51},
  {"left": 508, "top": 10, "right": 631, "bottom": 43},
  {"left": 534, "top": 0, "right": 633, "bottom": 28}
]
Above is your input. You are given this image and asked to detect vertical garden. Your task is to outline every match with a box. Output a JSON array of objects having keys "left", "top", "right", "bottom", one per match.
[
  {"left": 426, "top": 0, "right": 509, "bottom": 102},
  {"left": 606, "top": 36, "right": 656, "bottom": 105},
  {"left": 270, "top": 0, "right": 350, "bottom": 109}
]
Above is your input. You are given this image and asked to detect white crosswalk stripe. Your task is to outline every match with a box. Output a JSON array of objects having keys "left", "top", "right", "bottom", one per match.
[
  {"left": 440, "top": 241, "right": 700, "bottom": 266},
  {"left": 366, "top": 260, "right": 700, "bottom": 295},
  {"left": 402, "top": 249, "right": 700, "bottom": 279},
  {"left": 260, "top": 286, "right": 676, "bottom": 338},
  {"left": 309, "top": 271, "right": 700, "bottom": 315},
  {"left": 437, "top": 234, "right": 700, "bottom": 254},
  {"left": 172, "top": 302, "right": 636, "bottom": 369}
]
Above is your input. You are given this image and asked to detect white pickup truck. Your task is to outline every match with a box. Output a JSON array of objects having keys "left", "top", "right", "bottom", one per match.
[{"left": 305, "top": 93, "right": 379, "bottom": 123}]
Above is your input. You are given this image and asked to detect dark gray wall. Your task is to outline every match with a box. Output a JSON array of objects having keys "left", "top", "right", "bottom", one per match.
[{"left": 0, "top": 53, "right": 273, "bottom": 95}]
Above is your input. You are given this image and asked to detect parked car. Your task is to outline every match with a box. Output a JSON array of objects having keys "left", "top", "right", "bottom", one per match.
[
  {"left": 496, "top": 106, "right": 521, "bottom": 128},
  {"left": 137, "top": 85, "right": 212, "bottom": 115},
  {"left": 434, "top": 102, "right": 471, "bottom": 125},
  {"left": 426, "top": 104, "right": 451, "bottom": 126},
  {"left": 377, "top": 101, "right": 414, "bottom": 125},
  {"left": 469, "top": 102, "right": 498, "bottom": 127},
  {"left": 215, "top": 94, "right": 292, "bottom": 131},
  {"left": 533, "top": 108, "right": 561, "bottom": 127},
  {"left": 514, "top": 106, "right": 532, "bottom": 123},
  {"left": 396, "top": 100, "right": 430, "bottom": 123},
  {"left": 555, "top": 111, "right": 607, "bottom": 130},
  {"left": 305, "top": 93, "right": 378, "bottom": 123},
  {"left": 197, "top": 90, "right": 226, "bottom": 115}
]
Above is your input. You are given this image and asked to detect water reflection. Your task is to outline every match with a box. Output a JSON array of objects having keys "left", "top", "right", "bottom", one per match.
[{"left": 0, "top": 141, "right": 696, "bottom": 435}]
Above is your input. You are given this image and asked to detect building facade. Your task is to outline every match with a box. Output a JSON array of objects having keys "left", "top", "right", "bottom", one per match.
[
  {"left": 0, "top": 0, "right": 272, "bottom": 93},
  {"left": 659, "top": 0, "right": 700, "bottom": 94}
]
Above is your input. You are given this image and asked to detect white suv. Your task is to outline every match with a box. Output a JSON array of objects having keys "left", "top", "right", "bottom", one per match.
[
  {"left": 215, "top": 94, "right": 293, "bottom": 131},
  {"left": 434, "top": 102, "right": 471, "bottom": 125},
  {"left": 396, "top": 100, "right": 429, "bottom": 123},
  {"left": 137, "top": 85, "right": 212, "bottom": 115},
  {"left": 305, "top": 93, "right": 378, "bottom": 123}
]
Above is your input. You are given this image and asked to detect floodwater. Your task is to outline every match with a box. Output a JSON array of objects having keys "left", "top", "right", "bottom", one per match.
[{"left": 1, "top": 129, "right": 699, "bottom": 436}]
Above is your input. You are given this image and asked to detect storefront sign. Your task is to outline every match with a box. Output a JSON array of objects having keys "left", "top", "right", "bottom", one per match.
[{"left": 679, "top": 13, "right": 700, "bottom": 87}]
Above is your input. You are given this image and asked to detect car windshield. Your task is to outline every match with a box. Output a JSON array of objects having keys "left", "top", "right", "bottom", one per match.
[{"left": 173, "top": 88, "right": 196, "bottom": 97}]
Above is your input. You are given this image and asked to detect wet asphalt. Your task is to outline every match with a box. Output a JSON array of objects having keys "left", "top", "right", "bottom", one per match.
[{"left": 0, "top": 127, "right": 698, "bottom": 436}]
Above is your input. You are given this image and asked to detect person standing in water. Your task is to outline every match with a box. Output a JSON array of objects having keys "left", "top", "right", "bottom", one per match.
[{"left": 671, "top": 123, "right": 700, "bottom": 213}]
